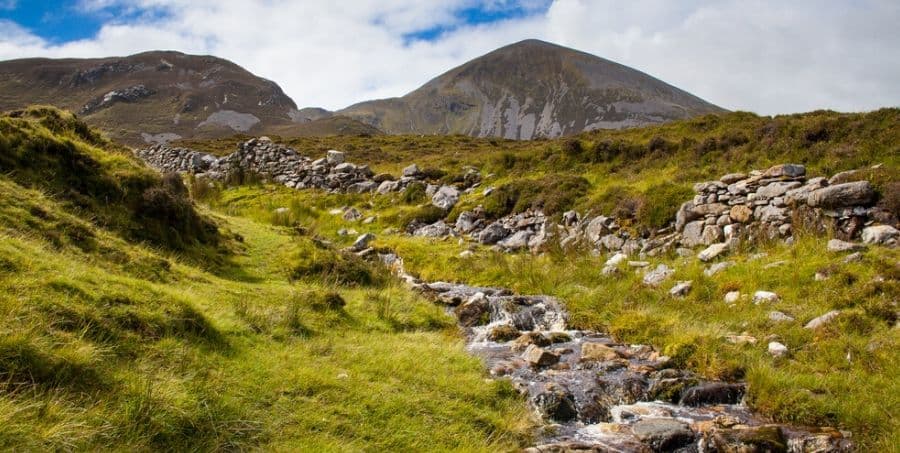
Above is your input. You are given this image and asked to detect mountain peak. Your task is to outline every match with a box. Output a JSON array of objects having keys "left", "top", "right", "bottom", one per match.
[{"left": 337, "top": 40, "right": 724, "bottom": 139}]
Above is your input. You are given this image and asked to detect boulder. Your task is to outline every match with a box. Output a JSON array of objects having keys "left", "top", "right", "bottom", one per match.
[
  {"left": 804, "top": 310, "right": 841, "bottom": 329},
  {"left": 827, "top": 239, "right": 865, "bottom": 252},
  {"left": 768, "top": 341, "right": 789, "bottom": 358},
  {"left": 861, "top": 225, "right": 899, "bottom": 246},
  {"left": 455, "top": 211, "right": 480, "bottom": 234},
  {"left": 643, "top": 264, "right": 675, "bottom": 287},
  {"left": 585, "top": 216, "right": 614, "bottom": 242},
  {"left": 402, "top": 163, "right": 421, "bottom": 177},
  {"left": 523, "top": 345, "right": 560, "bottom": 367},
  {"left": 531, "top": 383, "right": 577, "bottom": 422},
  {"left": 477, "top": 222, "right": 509, "bottom": 245},
  {"left": 807, "top": 181, "right": 875, "bottom": 208},
  {"left": 580, "top": 343, "right": 621, "bottom": 362},
  {"left": 631, "top": 418, "right": 695, "bottom": 451},
  {"left": 498, "top": 230, "right": 533, "bottom": 251},
  {"left": 431, "top": 186, "right": 460, "bottom": 210},
  {"left": 325, "top": 150, "right": 345, "bottom": 165},
  {"left": 698, "top": 243, "right": 729, "bottom": 262},
  {"left": 376, "top": 180, "right": 400, "bottom": 194},
  {"left": 413, "top": 221, "right": 453, "bottom": 238}
]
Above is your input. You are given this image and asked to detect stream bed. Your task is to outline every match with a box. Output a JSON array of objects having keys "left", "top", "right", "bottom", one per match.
[{"left": 379, "top": 253, "right": 853, "bottom": 452}]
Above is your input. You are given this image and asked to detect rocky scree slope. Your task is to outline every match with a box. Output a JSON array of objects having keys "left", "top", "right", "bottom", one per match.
[
  {"left": 0, "top": 51, "right": 307, "bottom": 145},
  {"left": 333, "top": 39, "right": 725, "bottom": 139}
]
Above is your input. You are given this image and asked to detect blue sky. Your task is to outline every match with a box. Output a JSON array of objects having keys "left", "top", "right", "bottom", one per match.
[
  {"left": 2, "top": 1, "right": 549, "bottom": 45},
  {"left": 0, "top": 1, "right": 897, "bottom": 114}
]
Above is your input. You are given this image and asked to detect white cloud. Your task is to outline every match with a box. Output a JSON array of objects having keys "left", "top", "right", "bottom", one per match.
[{"left": 0, "top": 0, "right": 898, "bottom": 114}]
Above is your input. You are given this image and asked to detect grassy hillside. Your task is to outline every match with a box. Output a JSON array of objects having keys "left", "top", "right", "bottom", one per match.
[
  {"left": 184, "top": 108, "right": 899, "bottom": 449},
  {"left": 0, "top": 108, "right": 531, "bottom": 450}
]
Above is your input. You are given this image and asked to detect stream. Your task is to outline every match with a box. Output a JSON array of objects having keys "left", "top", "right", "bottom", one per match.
[{"left": 378, "top": 253, "right": 853, "bottom": 452}]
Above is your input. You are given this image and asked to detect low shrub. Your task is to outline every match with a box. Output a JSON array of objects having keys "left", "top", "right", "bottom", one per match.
[{"left": 483, "top": 174, "right": 590, "bottom": 219}]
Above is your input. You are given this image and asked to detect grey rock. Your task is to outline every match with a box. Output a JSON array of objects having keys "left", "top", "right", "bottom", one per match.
[
  {"left": 704, "top": 260, "right": 735, "bottom": 276},
  {"left": 402, "top": 163, "right": 421, "bottom": 177},
  {"left": 827, "top": 239, "right": 865, "bottom": 253},
  {"left": 413, "top": 221, "right": 453, "bottom": 238},
  {"left": 669, "top": 281, "right": 693, "bottom": 297},
  {"left": 498, "top": 230, "right": 533, "bottom": 251},
  {"left": 807, "top": 181, "right": 875, "bottom": 208},
  {"left": 720, "top": 172, "right": 747, "bottom": 184},
  {"left": 769, "top": 311, "right": 795, "bottom": 322},
  {"left": 804, "top": 310, "right": 841, "bottom": 329},
  {"left": 756, "top": 181, "right": 802, "bottom": 199},
  {"left": 701, "top": 225, "right": 724, "bottom": 245},
  {"left": 643, "top": 264, "right": 675, "bottom": 287},
  {"left": 522, "top": 345, "right": 560, "bottom": 367},
  {"left": 861, "top": 225, "right": 899, "bottom": 246},
  {"left": 631, "top": 418, "right": 694, "bottom": 451},
  {"left": 477, "top": 222, "right": 509, "bottom": 245},
  {"left": 768, "top": 341, "right": 789, "bottom": 358},
  {"left": 753, "top": 291, "right": 779, "bottom": 304},
  {"left": 325, "top": 150, "right": 345, "bottom": 165},
  {"left": 681, "top": 221, "right": 706, "bottom": 247},
  {"left": 600, "top": 234, "right": 625, "bottom": 251},
  {"left": 763, "top": 163, "right": 806, "bottom": 178},
  {"left": 350, "top": 233, "right": 375, "bottom": 252},
  {"left": 698, "top": 243, "right": 729, "bottom": 262},
  {"left": 431, "top": 185, "right": 460, "bottom": 210}
]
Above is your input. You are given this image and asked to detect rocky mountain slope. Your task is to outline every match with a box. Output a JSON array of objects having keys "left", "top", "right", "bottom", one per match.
[
  {"left": 0, "top": 51, "right": 378, "bottom": 145},
  {"left": 332, "top": 39, "right": 726, "bottom": 139}
]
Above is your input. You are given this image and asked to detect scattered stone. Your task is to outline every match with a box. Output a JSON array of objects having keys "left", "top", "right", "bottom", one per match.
[
  {"left": 769, "top": 311, "right": 795, "bottom": 322},
  {"left": 753, "top": 291, "right": 779, "bottom": 304},
  {"left": 827, "top": 239, "right": 865, "bottom": 252},
  {"left": 698, "top": 243, "right": 729, "bottom": 262},
  {"left": 459, "top": 250, "right": 474, "bottom": 258},
  {"left": 628, "top": 261, "right": 650, "bottom": 268},
  {"left": 763, "top": 260, "right": 787, "bottom": 269},
  {"left": 604, "top": 253, "right": 628, "bottom": 268},
  {"left": 724, "top": 291, "right": 741, "bottom": 304},
  {"left": 726, "top": 335, "right": 758, "bottom": 345},
  {"left": 413, "top": 221, "right": 453, "bottom": 238},
  {"left": 669, "top": 281, "right": 693, "bottom": 297},
  {"left": 523, "top": 344, "right": 560, "bottom": 367},
  {"left": 350, "top": 233, "right": 375, "bottom": 252},
  {"left": 643, "top": 264, "right": 675, "bottom": 287},
  {"left": 704, "top": 261, "right": 735, "bottom": 277},
  {"left": 342, "top": 207, "right": 362, "bottom": 221},
  {"left": 768, "top": 341, "right": 789, "bottom": 358},
  {"left": 861, "top": 225, "right": 899, "bottom": 246},
  {"left": 804, "top": 310, "right": 841, "bottom": 330},
  {"left": 477, "top": 222, "right": 509, "bottom": 245},
  {"left": 843, "top": 252, "right": 863, "bottom": 263}
]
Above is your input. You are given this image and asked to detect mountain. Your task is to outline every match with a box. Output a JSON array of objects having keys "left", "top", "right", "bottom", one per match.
[
  {"left": 0, "top": 51, "right": 316, "bottom": 145},
  {"left": 333, "top": 39, "right": 726, "bottom": 139}
]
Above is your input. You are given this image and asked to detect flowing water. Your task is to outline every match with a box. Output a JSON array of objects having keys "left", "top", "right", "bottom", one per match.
[{"left": 379, "top": 253, "right": 853, "bottom": 452}]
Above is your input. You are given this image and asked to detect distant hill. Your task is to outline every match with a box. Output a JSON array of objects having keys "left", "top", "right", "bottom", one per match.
[
  {"left": 332, "top": 39, "right": 726, "bottom": 139},
  {"left": 0, "top": 51, "right": 311, "bottom": 145}
]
